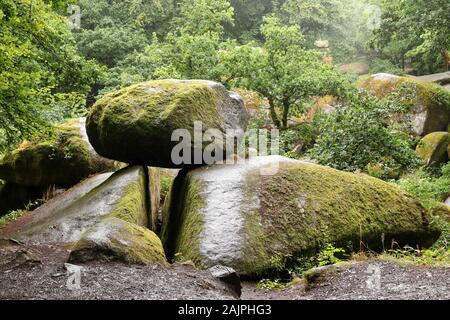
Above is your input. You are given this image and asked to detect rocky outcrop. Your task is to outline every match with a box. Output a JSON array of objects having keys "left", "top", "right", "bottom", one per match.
[
  {"left": 162, "top": 156, "right": 439, "bottom": 276},
  {"left": 14, "top": 166, "right": 159, "bottom": 245},
  {"left": 416, "top": 132, "right": 450, "bottom": 166},
  {"left": 0, "top": 118, "right": 117, "bottom": 188},
  {"left": 357, "top": 73, "right": 450, "bottom": 136},
  {"left": 86, "top": 80, "right": 249, "bottom": 168}
]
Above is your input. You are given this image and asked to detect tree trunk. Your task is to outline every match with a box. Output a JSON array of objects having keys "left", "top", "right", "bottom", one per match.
[
  {"left": 282, "top": 98, "right": 290, "bottom": 130},
  {"left": 268, "top": 98, "right": 281, "bottom": 129}
]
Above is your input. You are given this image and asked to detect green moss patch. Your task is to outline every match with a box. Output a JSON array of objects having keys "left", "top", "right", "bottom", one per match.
[
  {"left": 240, "top": 163, "right": 439, "bottom": 275},
  {"left": 162, "top": 157, "right": 440, "bottom": 277},
  {"left": 0, "top": 121, "right": 91, "bottom": 187},
  {"left": 416, "top": 132, "right": 450, "bottom": 166},
  {"left": 69, "top": 217, "right": 167, "bottom": 265},
  {"left": 86, "top": 80, "right": 234, "bottom": 167}
]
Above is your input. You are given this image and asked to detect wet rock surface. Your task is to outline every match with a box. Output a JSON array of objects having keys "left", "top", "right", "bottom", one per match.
[
  {"left": 163, "top": 156, "right": 439, "bottom": 276},
  {"left": 12, "top": 166, "right": 148, "bottom": 245},
  {"left": 69, "top": 217, "right": 167, "bottom": 265}
]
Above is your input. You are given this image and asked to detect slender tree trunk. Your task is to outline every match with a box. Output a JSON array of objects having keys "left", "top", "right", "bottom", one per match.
[
  {"left": 268, "top": 98, "right": 281, "bottom": 129},
  {"left": 282, "top": 98, "right": 290, "bottom": 130}
]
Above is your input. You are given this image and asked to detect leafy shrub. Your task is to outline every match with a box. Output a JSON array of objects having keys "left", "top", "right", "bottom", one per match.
[
  {"left": 310, "top": 91, "right": 420, "bottom": 176},
  {"left": 396, "top": 163, "right": 450, "bottom": 209},
  {"left": 369, "top": 58, "right": 405, "bottom": 76},
  {"left": 280, "top": 123, "right": 317, "bottom": 158},
  {"left": 256, "top": 279, "right": 287, "bottom": 291},
  {"left": 317, "top": 244, "right": 346, "bottom": 267}
]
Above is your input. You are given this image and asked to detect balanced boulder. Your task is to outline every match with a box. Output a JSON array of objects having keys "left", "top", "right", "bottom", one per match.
[
  {"left": 86, "top": 80, "right": 249, "bottom": 168},
  {"left": 69, "top": 217, "right": 167, "bottom": 265},
  {"left": 0, "top": 118, "right": 116, "bottom": 188},
  {"left": 416, "top": 132, "right": 450, "bottom": 166},
  {"left": 357, "top": 73, "right": 450, "bottom": 136},
  {"left": 162, "top": 156, "right": 439, "bottom": 276}
]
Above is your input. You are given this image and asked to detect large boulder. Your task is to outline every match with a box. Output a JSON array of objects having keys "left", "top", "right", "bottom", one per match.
[
  {"left": 13, "top": 166, "right": 159, "bottom": 245},
  {"left": 0, "top": 118, "right": 117, "bottom": 188},
  {"left": 416, "top": 132, "right": 450, "bottom": 166},
  {"left": 69, "top": 217, "right": 167, "bottom": 265},
  {"left": 357, "top": 73, "right": 450, "bottom": 136},
  {"left": 162, "top": 156, "right": 439, "bottom": 276},
  {"left": 86, "top": 80, "right": 249, "bottom": 168}
]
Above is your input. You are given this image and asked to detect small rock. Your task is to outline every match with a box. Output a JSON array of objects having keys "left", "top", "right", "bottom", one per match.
[{"left": 208, "top": 265, "right": 241, "bottom": 298}]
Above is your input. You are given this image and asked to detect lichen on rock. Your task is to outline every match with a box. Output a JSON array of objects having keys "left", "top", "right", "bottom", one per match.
[{"left": 14, "top": 166, "right": 152, "bottom": 245}]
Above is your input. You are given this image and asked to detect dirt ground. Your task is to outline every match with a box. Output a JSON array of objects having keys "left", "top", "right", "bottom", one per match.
[
  {"left": 242, "top": 261, "right": 450, "bottom": 300},
  {"left": 0, "top": 240, "right": 448, "bottom": 300}
]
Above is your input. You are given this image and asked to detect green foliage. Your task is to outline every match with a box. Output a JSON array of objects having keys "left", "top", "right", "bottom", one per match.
[
  {"left": 381, "top": 245, "right": 449, "bottom": 267},
  {"left": 223, "top": 17, "right": 348, "bottom": 129},
  {"left": 280, "top": 123, "right": 317, "bottom": 158},
  {"left": 310, "top": 91, "right": 421, "bottom": 175},
  {"left": 396, "top": 163, "right": 450, "bottom": 210},
  {"left": 369, "top": 58, "right": 406, "bottom": 75},
  {"left": 370, "top": 0, "right": 450, "bottom": 75},
  {"left": 317, "top": 244, "right": 345, "bottom": 266},
  {"left": 0, "top": 198, "right": 42, "bottom": 226},
  {"left": 160, "top": 175, "right": 175, "bottom": 203},
  {"left": 0, "top": 0, "right": 103, "bottom": 152},
  {"left": 274, "top": 0, "right": 375, "bottom": 63},
  {"left": 256, "top": 279, "right": 287, "bottom": 291},
  {"left": 227, "top": 0, "right": 273, "bottom": 42}
]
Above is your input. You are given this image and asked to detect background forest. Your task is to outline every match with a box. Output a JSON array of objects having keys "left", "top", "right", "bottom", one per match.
[{"left": 1, "top": 0, "right": 449, "bottom": 152}]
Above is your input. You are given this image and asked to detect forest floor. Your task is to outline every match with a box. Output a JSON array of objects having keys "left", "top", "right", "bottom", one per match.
[{"left": 0, "top": 239, "right": 449, "bottom": 300}]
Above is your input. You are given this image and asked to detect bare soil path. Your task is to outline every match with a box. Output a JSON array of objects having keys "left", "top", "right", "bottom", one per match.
[{"left": 1, "top": 240, "right": 448, "bottom": 300}]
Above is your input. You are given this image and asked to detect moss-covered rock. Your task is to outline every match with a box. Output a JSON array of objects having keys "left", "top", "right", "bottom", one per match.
[
  {"left": 86, "top": 80, "right": 249, "bottom": 168},
  {"left": 14, "top": 166, "right": 155, "bottom": 245},
  {"left": 69, "top": 217, "right": 167, "bottom": 265},
  {"left": 0, "top": 118, "right": 117, "bottom": 188},
  {"left": 357, "top": 73, "right": 450, "bottom": 136},
  {"left": 162, "top": 156, "right": 440, "bottom": 276},
  {"left": 415, "top": 132, "right": 450, "bottom": 166}
]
